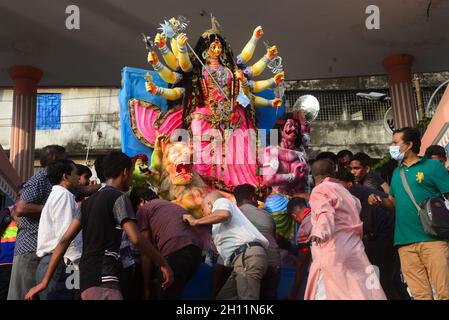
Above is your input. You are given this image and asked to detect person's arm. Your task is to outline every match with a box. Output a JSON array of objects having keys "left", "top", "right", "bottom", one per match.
[
  {"left": 287, "top": 250, "right": 311, "bottom": 300},
  {"left": 380, "top": 182, "right": 390, "bottom": 194},
  {"left": 14, "top": 200, "right": 43, "bottom": 217},
  {"left": 368, "top": 194, "right": 395, "bottom": 212},
  {"left": 140, "top": 229, "right": 154, "bottom": 300},
  {"left": 122, "top": 220, "right": 173, "bottom": 289},
  {"left": 183, "top": 210, "right": 231, "bottom": 226},
  {"left": 25, "top": 219, "right": 82, "bottom": 300},
  {"left": 308, "top": 190, "right": 336, "bottom": 244},
  {"left": 77, "top": 184, "right": 101, "bottom": 197}
]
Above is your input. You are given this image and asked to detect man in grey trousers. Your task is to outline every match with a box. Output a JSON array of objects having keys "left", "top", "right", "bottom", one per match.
[{"left": 183, "top": 191, "right": 269, "bottom": 300}]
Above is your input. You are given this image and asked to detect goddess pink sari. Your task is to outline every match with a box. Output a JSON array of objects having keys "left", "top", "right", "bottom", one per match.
[
  {"left": 190, "top": 65, "right": 260, "bottom": 189},
  {"left": 304, "top": 178, "right": 386, "bottom": 300}
]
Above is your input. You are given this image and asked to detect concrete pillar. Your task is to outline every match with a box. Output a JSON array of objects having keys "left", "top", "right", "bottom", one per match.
[
  {"left": 8, "top": 65, "right": 43, "bottom": 182},
  {"left": 383, "top": 54, "right": 417, "bottom": 130}
]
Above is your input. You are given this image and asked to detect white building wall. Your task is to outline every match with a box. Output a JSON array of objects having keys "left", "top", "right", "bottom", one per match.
[{"left": 0, "top": 87, "right": 122, "bottom": 156}]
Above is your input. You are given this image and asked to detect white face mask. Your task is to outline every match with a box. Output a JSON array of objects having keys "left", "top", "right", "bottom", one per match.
[{"left": 389, "top": 145, "right": 405, "bottom": 162}]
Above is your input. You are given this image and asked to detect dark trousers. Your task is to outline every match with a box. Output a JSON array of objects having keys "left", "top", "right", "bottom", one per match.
[
  {"left": 0, "top": 265, "right": 12, "bottom": 300},
  {"left": 120, "top": 263, "right": 143, "bottom": 300},
  {"left": 364, "top": 238, "right": 410, "bottom": 300},
  {"left": 35, "top": 255, "right": 75, "bottom": 300},
  {"left": 156, "top": 245, "right": 203, "bottom": 300},
  {"left": 260, "top": 265, "right": 281, "bottom": 300}
]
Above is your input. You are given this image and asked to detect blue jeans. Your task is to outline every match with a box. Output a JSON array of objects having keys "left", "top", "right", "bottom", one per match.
[{"left": 35, "top": 255, "right": 74, "bottom": 300}]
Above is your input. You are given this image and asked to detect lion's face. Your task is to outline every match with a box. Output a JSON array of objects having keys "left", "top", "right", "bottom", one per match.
[{"left": 164, "top": 142, "right": 194, "bottom": 186}]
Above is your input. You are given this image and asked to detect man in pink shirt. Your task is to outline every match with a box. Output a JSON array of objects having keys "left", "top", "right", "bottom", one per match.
[{"left": 305, "top": 160, "right": 386, "bottom": 300}]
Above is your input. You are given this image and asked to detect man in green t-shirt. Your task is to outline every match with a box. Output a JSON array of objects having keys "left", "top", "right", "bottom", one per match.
[{"left": 369, "top": 127, "right": 449, "bottom": 300}]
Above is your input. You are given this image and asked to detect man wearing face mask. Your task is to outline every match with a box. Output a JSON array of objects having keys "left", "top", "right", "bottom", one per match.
[
  {"left": 368, "top": 127, "right": 449, "bottom": 300},
  {"left": 425, "top": 145, "right": 449, "bottom": 172}
]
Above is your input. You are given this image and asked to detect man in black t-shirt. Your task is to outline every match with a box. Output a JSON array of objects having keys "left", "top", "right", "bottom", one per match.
[
  {"left": 25, "top": 151, "right": 173, "bottom": 300},
  {"left": 349, "top": 152, "right": 390, "bottom": 193}
]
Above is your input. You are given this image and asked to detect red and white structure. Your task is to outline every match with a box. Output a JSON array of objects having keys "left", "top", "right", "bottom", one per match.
[
  {"left": 8, "top": 65, "right": 43, "bottom": 183},
  {"left": 383, "top": 54, "right": 417, "bottom": 130}
]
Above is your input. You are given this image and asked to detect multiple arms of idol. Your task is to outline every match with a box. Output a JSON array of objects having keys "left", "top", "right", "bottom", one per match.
[{"left": 144, "top": 26, "right": 284, "bottom": 108}]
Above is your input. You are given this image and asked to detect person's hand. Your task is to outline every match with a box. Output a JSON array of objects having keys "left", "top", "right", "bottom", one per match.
[
  {"left": 266, "top": 45, "right": 278, "bottom": 60},
  {"left": 145, "top": 81, "right": 158, "bottom": 94},
  {"left": 177, "top": 33, "right": 188, "bottom": 47},
  {"left": 25, "top": 282, "right": 47, "bottom": 300},
  {"left": 160, "top": 263, "right": 174, "bottom": 289},
  {"left": 154, "top": 33, "right": 166, "bottom": 49},
  {"left": 368, "top": 194, "right": 383, "bottom": 206},
  {"left": 147, "top": 51, "right": 159, "bottom": 65},
  {"left": 309, "top": 235, "right": 323, "bottom": 245},
  {"left": 253, "top": 26, "right": 264, "bottom": 39},
  {"left": 182, "top": 214, "right": 197, "bottom": 226},
  {"left": 274, "top": 71, "right": 285, "bottom": 85}
]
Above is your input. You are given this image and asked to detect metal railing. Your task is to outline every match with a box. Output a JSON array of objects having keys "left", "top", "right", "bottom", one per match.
[{"left": 285, "top": 87, "right": 444, "bottom": 121}]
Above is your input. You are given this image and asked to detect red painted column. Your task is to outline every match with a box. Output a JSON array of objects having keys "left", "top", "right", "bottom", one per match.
[
  {"left": 8, "top": 65, "right": 43, "bottom": 182},
  {"left": 383, "top": 54, "right": 417, "bottom": 130}
]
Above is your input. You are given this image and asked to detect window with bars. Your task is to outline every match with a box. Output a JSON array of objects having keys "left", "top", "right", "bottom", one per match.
[
  {"left": 285, "top": 87, "right": 444, "bottom": 121},
  {"left": 37, "top": 93, "right": 61, "bottom": 130}
]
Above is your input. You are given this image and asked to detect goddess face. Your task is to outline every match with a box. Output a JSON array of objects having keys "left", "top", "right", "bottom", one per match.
[{"left": 208, "top": 39, "right": 222, "bottom": 59}]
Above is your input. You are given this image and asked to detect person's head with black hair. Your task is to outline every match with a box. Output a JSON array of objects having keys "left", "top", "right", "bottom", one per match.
[
  {"left": 425, "top": 145, "right": 447, "bottom": 164},
  {"left": 94, "top": 155, "right": 106, "bottom": 183},
  {"left": 102, "top": 151, "right": 133, "bottom": 192},
  {"left": 46, "top": 159, "right": 79, "bottom": 192},
  {"left": 391, "top": 127, "right": 421, "bottom": 162},
  {"left": 287, "top": 197, "right": 308, "bottom": 224},
  {"left": 337, "top": 150, "right": 353, "bottom": 171},
  {"left": 315, "top": 152, "right": 338, "bottom": 171},
  {"left": 76, "top": 164, "right": 92, "bottom": 186},
  {"left": 349, "top": 152, "right": 373, "bottom": 184},
  {"left": 39, "top": 145, "right": 67, "bottom": 168},
  {"left": 129, "top": 186, "right": 159, "bottom": 212},
  {"left": 337, "top": 170, "right": 356, "bottom": 189},
  {"left": 311, "top": 159, "right": 336, "bottom": 186},
  {"left": 233, "top": 184, "right": 258, "bottom": 207}
]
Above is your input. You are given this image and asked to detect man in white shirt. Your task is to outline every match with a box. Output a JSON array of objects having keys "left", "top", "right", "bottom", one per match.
[
  {"left": 183, "top": 191, "right": 269, "bottom": 300},
  {"left": 36, "top": 159, "right": 82, "bottom": 300}
]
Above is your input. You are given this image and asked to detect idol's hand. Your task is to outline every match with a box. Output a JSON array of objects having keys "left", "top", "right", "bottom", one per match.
[
  {"left": 267, "top": 45, "right": 278, "bottom": 60},
  {"left": 154, "top": 33, "right": 166, "bottom": 49},
  {"left": 177, "top": 33, "right": 188, "bottom": 47},
  {"left": 147, "top": 51, "right": 159, "bottom": 65},
  {"left": 234, "top": 69, "right": 246, "bottom": 83},
  {"left": 145, "top": 81, "right": 158, "bottom": 94},
  {"left": 274, "top": 71, "right": 285, "bottom": 85},
  {"left": 272, "top": 98, "right": 282, "bottom": 108},
  {"left": 253, "top": 26, "right": 264, "bottom": 39}
]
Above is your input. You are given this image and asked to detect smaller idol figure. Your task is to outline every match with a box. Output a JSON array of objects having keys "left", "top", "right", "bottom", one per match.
[{"left": 262, "top": 116, "right": 309, "bottom": 196}]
